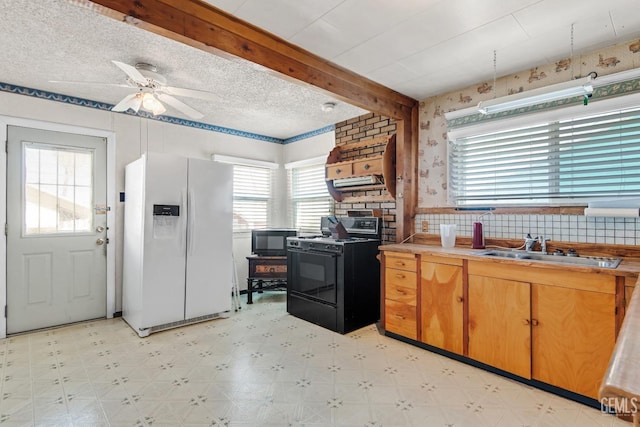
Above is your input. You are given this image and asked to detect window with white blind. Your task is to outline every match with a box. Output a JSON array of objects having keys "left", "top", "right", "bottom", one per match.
[
  {"left": 233, "top": 165, "right": 271, "bottom": 231},
  {"left": 290, "top": 164, "right": 334, "bottom": 232},
  {"left": 449, "top": 102, "right": 640, "bottom": 205}
]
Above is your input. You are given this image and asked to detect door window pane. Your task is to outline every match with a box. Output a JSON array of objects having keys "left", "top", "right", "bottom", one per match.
[{"left": 24, "top": 144, "right": 94, "bottom": 235}]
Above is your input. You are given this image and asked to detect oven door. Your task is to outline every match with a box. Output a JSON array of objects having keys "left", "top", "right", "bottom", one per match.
[{"left": 287, "top": 248, "right": 338, "bottom": 305}]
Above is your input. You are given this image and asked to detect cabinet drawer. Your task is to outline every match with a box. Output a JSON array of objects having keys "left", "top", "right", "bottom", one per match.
[
  {"left": 385, "top": 280, "right": 417, "bottom": 305},
  {"left": 327, "top": 162, "right": 352, "bottom": 180},
  {"left": 353, "top": 157, "right": 383, "bottom": 176},
  {"left": 385, "top": 269, "right": 417, "bottom": 294},
  {"left": 385, "top": 299, "right": 417, "bottom": 340},
  {"left": 385, "top": 253, "right": 417, "bottom": 272}
]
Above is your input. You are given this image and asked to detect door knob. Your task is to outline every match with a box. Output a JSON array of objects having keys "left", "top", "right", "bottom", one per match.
[
  {"left": 96, "top": 226, "right": 105, "bottom": 233},
  {"left": 96, "top": 238, "right": 105, "bottom": 246}
]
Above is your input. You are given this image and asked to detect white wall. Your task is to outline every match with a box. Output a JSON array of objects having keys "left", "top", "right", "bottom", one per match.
[
  {"left": 0, "top": 91, "right": 284, "bottom": 311},
  {"left": 284, "top": 131, "right": 335, "bottom": 164}
]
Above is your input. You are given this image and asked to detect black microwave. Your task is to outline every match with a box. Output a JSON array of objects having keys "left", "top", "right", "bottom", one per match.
[{"left": 251, "top": 229, "right": 297, "bottom": 256}]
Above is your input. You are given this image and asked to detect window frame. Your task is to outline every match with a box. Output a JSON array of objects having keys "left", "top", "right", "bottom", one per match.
[
  {"left": 447, "top": 92, "right": 640, "bottom": 207},
  {"left": 287, "top": 159, "right": 334, "bottom": 233},
  {"left": 231, "top": 163, "right": 273, "bottom": 232}
]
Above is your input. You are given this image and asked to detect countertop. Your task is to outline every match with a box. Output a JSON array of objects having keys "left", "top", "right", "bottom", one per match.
[{"left": 379, "top": 243, "right": 640, "bottom": 279}]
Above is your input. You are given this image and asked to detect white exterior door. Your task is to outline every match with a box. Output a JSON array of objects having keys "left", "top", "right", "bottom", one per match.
[{"left": 6, "top": 126, "right": 107, "bottom": 334}]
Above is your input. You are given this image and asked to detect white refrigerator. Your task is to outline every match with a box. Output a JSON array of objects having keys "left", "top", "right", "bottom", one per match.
[{"left": 123, "top": 152, "right": 233, "bottom": 337}]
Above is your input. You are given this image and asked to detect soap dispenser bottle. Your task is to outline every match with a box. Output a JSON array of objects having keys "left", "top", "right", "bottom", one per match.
[
  {"left": 472, "top": 221, "right": 484, "bottom": 249},
  {"left": 472, "top": 212, "right": 492, "bottom": 249}
]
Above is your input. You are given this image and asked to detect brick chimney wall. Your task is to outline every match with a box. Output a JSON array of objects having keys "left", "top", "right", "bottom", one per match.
[{"left": 334, "top": 113, "right": 397, "bottom": 243}]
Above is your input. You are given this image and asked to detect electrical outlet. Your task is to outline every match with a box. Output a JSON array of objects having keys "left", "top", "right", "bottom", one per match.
[{"left": 421, "top": 221, "right": 429, "bottom": 233}]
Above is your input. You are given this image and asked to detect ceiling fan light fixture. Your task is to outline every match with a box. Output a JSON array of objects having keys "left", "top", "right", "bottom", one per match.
[{"left": 142, "top": 92, "right": 166, "bottom": 115}]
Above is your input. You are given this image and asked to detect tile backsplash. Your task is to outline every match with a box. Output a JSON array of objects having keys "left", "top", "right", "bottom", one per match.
[{"left": 415, "top": 213, "right": 640, "bottom": 246}]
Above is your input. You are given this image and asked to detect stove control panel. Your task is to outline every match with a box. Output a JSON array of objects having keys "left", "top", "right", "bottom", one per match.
[{"left": 287, "top": 238, "right": 344, "bottom": 254}]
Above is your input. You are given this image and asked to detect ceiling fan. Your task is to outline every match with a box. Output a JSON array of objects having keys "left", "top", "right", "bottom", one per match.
[{"left": 52, "top": 60, "right": 219, "bottom": 119}]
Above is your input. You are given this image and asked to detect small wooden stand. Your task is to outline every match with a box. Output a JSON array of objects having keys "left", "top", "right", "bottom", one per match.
[{"left": 246, "top": 255, "right": 287, "bottom": 304}]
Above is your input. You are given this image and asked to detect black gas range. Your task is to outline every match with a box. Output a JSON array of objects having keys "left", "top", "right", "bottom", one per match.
[{"left": 286, "top": 217, "right": 382, "bottom": 334}]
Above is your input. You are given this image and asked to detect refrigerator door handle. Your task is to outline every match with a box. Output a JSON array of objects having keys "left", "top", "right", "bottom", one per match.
[
  {"left": 181, "top": 189, "right": 188, "bottom": 253},
  {"left": 188, "top": 188, "right": 196, "bottom": 256}
]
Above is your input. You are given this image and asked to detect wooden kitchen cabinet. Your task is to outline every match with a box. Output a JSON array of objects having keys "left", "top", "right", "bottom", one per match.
[
  {"left": 532, "top": 284, "right": 616, "bottom": 399},
  {"left": 467, "top": 259, "right": 618, "bottom": 399},
  {"left": 468, "top": 274, "right": 532, "bottom": 379},
  {"left": 420, "top": 256, "right": 464, "bottom": 355},
  {"left": 383, "top": 252, "right": 418, "bottom": 340},
  {"left": 325, "top": 134, "right": 396, "bottom": 202},
  {"left": 625, "top": 275, "right": 636, "bottom": 310},
  {"left": 381, "top": 246, "right": 635, "bottom": 405}
]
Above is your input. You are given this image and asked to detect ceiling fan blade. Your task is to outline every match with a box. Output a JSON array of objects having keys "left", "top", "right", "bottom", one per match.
[
  {"left": 111, "top": 60, "right": 147, "bottom": 85},
  {"left": 112, "top": 93, "right": 141, "bottom": 112},
  {"left": 130, "top": 96, "right": 143, "bottom": 113},
  {"left": 49, "top": 80, "right": 130, "bottom": 88},
  {"left": 160, "top": 85, "right": 220, "bottom": 101},
  {"left": 157, "top": 93, "right": 204, "bottom": 119}
]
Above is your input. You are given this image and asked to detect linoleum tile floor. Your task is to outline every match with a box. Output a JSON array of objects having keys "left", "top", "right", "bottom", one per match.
[{"left": 0, "top": 293, "right": 627, "bottom": 427}]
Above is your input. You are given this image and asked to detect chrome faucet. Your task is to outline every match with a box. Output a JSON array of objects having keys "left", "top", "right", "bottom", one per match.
[
  {"left": 525, "top": 234, "right": 538, "bottom": 252},
  {"left": 524, "top": 233, "right": 551, "bottom": 254},
  {"left": 539, "top": 236, "right": 551, "bottom": 255}
]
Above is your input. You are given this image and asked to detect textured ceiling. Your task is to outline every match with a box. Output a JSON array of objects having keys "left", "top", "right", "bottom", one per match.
[
  {"left": 0, "top": 0, "right": 366, "bottom": 140},
  {"left": 2, "top": 0, "right": 640, "bottom": 140}
]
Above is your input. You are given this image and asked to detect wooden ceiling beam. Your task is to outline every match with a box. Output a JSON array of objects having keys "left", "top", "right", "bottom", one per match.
[
  {"left": 81, "top": 0, "right": 419, "bottom": 241},
  {"left": 81, "top": 0, "right": 418, "bottom": 120}
]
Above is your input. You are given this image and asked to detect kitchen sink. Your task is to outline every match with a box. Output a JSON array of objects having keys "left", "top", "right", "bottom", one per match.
[{"left": 479, "top": 249, "right": 621, "bottom": 269}]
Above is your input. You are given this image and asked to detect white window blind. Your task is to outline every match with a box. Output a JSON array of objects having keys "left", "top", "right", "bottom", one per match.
[
  {"left": 233, "top": 165, "right": 270, "bottom": 230},
  {"left": 291, "top": 164, "right": 333, "bottom": 232},
  {"left": 449, "top": 105, "right": 640, "bottom": 205}
]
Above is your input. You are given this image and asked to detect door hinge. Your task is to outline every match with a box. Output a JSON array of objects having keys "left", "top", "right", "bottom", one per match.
[
  {"left": 4, "top": 223, "right": 6, "bottom": 236},
  {"left": 4, "top": 306, "right": 6, "bottom": 318},
  {"left": 4, "top": 140, "right": 7, "bottom": 153}
]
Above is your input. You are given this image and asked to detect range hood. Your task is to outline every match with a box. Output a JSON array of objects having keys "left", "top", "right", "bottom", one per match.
[{"left": 333, "top": 175, "right": 380, "bottom": 188}]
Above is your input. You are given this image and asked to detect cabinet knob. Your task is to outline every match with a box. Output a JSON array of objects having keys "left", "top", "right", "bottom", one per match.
[
  {"left": 335, "top": 168, "right": 341, "bottom": 174},
  {"left": 531, "top": 319, "right": 539, "bottom": 326},
  {"left": 364, "top": 163, "right": 370, "bottom": 170},
  {"left": 456, "top": 296, "right": 464, "bottom": 303},
  {"left": 522, "top": 319, "right": 531, "bottom": 326},
  {"left": 395, "top": 273, "right": 405, "bottom": 279}
]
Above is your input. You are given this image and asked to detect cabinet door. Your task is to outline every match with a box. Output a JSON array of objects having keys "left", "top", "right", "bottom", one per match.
[
  {"left": 421, "top": 262, "right": 463, "bottom": 355},
  {"left": 532, "top": 284, "right": 615, "bottom": 399},
  {"left": 468, "top": 275, "right": 531, "bottom": 379},
  {"left": 626, "top": 285, "right": 635, "bottom": 310}
]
